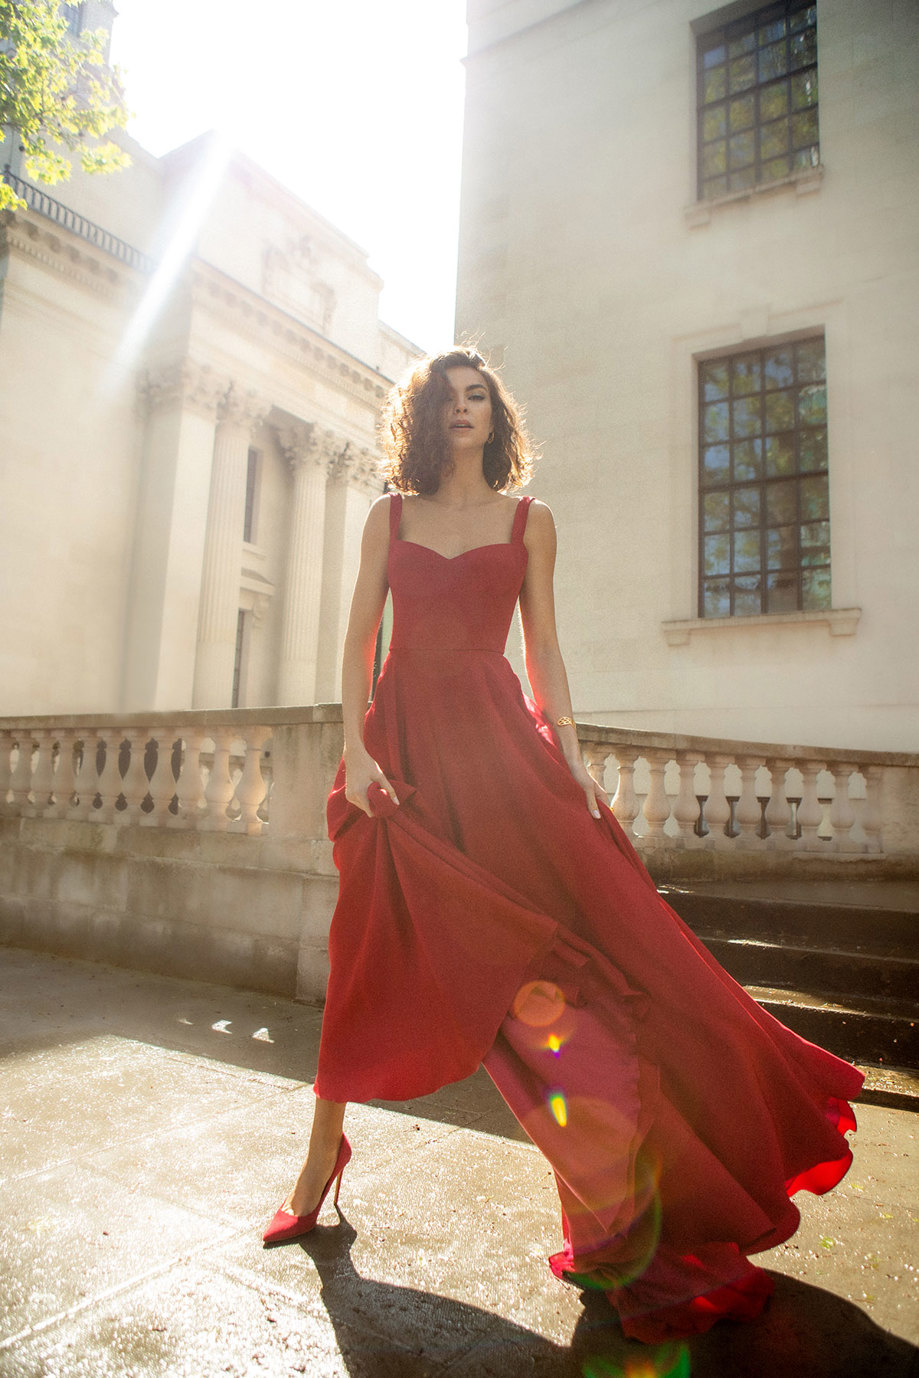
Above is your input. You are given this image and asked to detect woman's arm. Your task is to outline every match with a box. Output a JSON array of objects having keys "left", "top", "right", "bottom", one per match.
[
  {"left": 518, "top": 501, "right": 609, "bottom": 818},
  {"left": 340, "top": 495, "right": 399, "bottom": 814}
]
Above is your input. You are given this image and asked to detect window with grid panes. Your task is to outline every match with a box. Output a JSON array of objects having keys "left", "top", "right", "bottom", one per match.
[
  {"left": 697, "top": 2, "right": 818, "bottom": 199},
  {"left": 699, "top": 337, "right": 829, "bottom": 618}
]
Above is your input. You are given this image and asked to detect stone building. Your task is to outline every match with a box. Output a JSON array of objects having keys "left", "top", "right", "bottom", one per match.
[
  {"left": 0, "top": 7, "right": 419, "bottom": 716},
  {"left": 457, "top": 0, "right": 918, "bottom": 751}
]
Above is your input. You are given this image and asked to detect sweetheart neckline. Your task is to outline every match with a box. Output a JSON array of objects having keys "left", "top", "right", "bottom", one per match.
[{"left": 394, "top": 537, "right": 526, "bottom": 562}]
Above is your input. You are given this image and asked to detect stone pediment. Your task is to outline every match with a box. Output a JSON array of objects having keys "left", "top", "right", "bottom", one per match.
[{"left": 263, "top": 236, "right": 335, "bottom": 333}]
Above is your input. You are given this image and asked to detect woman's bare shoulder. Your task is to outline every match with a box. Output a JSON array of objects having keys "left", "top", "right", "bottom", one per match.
[{"left": 523, "top": 497, "right": 556, "bottom": 544}]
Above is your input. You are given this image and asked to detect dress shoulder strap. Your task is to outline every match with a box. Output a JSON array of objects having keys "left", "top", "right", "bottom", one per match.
[
  {"left": 511, "top": 494, "right": 534, "bottom": 544},
  {"left": 388, "top": 491, "right": 403, "bottom": 543}
]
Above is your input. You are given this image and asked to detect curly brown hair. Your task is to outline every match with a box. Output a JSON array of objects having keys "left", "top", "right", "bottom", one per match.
[{"left": 380, "top": 347, "right": 535, "bottom": 494}]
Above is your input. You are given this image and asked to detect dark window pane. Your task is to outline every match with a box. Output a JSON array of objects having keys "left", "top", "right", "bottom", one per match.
[
  {"left": 800, "top": 519, "right": 830, "bottom": 560},
  {"left": 733, "top": 438, "right": 763, "bottom": 481},
  {"left": 729, "top": 94, "right": 755, "bottom": 131},
  {"left": 791, "top": 70, "right": 817, "bottom": 108},
  {"left": 792, "top": 108, "right": 819, "bottom": 147},
  {"left": 702, "top": 174, "right": 729, "bottom": 198},
  {"left": 703, "top": 105, "right": 727, "bottom": 140},
  {"left": 798, "top": 427, "right": 827, "bottom": 472},
  {"left": 733, "top": 486, "right": 761, "bottom": 527},
  {"left": 759, "top": 41, "right": 788, "bottom": 81},
  {"left": 798, "top": 384, "right": 827, "bottom": 426},
  {"left": 793, "top": 144, "right": 819, "bottom": 169},
  {"left": 796, "top": 339, "right": 825, "bottom": 382},
  {"left": 789, "top": 6, "right": 816, "bottom": 33},
  {"left": 701, "top": 360, "right": 730, "bottom": 401},
  {"left": 702, "top": 41, "right": 727, "bottom": 68},
  {"left": 789, "top": 28, "right": 817, "bottom": 69},
  {"left": 764, "top": 347, "right": 794, "bottom": 390},
  {"left": 759, "top": 19, "right": 786, "bottom": 44},
  {"left": 729, "top": 166, "right": 757, "bottom": 191},
  {"left": 731, "top": 354, "right": 761, "bottom": 395},
  {"left": 767, "top": 524, "right": 798, "bottom": 569},
  {"left": 767, "top": 571, "right": 799, "bottom": 611},
  {"left": 802, "top": 567, "right": 831, "bottom": 609},
  {"left": 703, "top": 491, "right": 730, "bottom": 531},
  {"left": 765, "top": 389, "right": 796, "bottom": 433},
  {"left": 729, "top": 54, "right": 757, "bottom": 92},
  {"left": 734, "top": 574, "right": 762, "bottom": 615},
  {"left": 703, "top": 67, "right": 728, "bottom": 103},
  {"left": 705, "top": 533, "right": 731, "bottom": 575},
  {"left": 728, "top": 31, "right": 756, "bottom": 58},
  {"left": 704, "top": 402, "right": 730, "bottom": 443},
  {"left": 765, "top": 434, "right": 796, "bottom": 476},
  {"left": 760, "top": 118, "right": 790, "bottom": 158},
  {"left": 703, "top": 577, "right": 731, "bottom": 617},
  {"left": 800, "top": 475, "right": 829, "bottom": 520},
  {"left": 760, "top": 81, "right": 789, "bottom": 121},
  {"left": 702, "top": 140, "right": 727, "bottom": 177},
  {"left": 733, "top": 530, "right": 761, "bottom": 572},
  {"left": 762, "top": 154, "right": 793, "bottom": 181},
  {"left": 767, "top": 479, "right": 798, "bottom": 524},
  {"left": 729, "top": 130, "right": 756, "bottom": 168},
  {"left": 732, "top": 395, "right": 762, "bottom": 437},
  {"left": 703, "top": 444, "right": 731, "bottom": 483}
]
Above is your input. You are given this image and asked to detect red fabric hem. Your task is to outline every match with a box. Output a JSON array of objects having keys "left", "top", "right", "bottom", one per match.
[{"left": 614, "top": 1268, "right": 775, "bottom": 1343}]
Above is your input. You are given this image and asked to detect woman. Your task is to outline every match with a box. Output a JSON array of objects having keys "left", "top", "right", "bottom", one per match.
[{"left": 263, "top": 348, "right": 863, "bottom": 1343}]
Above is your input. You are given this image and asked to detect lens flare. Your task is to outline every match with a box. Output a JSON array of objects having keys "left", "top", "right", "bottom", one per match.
[
  {"left": 512, "top": 980, "right": 566, "bottom": 1027},
  {"left": 545, "top": 1031, "right": 566, "bottom": 1056},
  {"left": 560, "top": 1148, "right": 664, "bottom": 1293},
  {"left": 548, "top": 1089, "right": 569, "bottom": 1127},
  {"left": 581, "top": 1344, "right": 691, "bottom": 1378}
]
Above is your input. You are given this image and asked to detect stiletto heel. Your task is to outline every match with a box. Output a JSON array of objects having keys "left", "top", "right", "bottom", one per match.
[{"left": 262, "top": 1135, "right": 352, "bottom": 1245}]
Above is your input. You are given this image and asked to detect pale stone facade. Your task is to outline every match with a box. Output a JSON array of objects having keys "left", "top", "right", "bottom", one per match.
[
  {"left": 457, "top": 0, "right": 919, "bottom": 752},
  {"left": 0, "top": 122, "right": 419, "bottom": 715}
]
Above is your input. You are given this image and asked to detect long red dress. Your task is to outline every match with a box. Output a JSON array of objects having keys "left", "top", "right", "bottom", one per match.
[{"left": 315, "top": 492, "right": 863, "bottom": 1342}]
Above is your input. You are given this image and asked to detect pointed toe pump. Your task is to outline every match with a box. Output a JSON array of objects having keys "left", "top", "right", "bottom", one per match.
[{"left": 262, "top": 1135, "right": 352, "bottom": 1245}]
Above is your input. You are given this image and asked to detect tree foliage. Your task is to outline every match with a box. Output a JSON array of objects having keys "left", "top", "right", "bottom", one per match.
[{"left": 0, "top": 0, "right": 130, "bottom": 211}]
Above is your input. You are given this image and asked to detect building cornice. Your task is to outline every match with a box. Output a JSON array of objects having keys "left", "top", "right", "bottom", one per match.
[
  {"left": 0, "top": 209, "right": 138, "bottom": 301},
  {"left": 187, "top": 260, "right": 395, "bottom": 406}
]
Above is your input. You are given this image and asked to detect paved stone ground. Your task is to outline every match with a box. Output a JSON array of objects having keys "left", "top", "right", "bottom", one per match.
[{"left": 0, "top": 947, "right": 916, "bottom": 1378}]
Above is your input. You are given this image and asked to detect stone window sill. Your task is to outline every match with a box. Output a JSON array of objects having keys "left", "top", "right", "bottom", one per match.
[
  {"left": 685, "top": 165, "right": 824, "bottom": 228},
  {"left": 662, "top": 606, "right": 861, "bottom": 646}
]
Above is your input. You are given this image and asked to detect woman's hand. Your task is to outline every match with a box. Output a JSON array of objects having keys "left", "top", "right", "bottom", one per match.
[
  {"left": 343, "top": 744, "right": 400, "bottom": 817},
  {"left": 566, "top": 756, "right": 611, "bottom": 820}
]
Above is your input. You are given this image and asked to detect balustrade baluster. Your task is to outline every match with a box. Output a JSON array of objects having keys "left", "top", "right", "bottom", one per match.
[
  {"left": 170, "top": 731, "right": 205, "bottom": 828},
  {"left": 797, "top": 761, "right": 826, "bottom": 850},
  {"left": 0, "top": 729, "right": 15, "bottom": 816},
  {"left": 735, "top": 755, "right": 763, "bottom": 848},
  {"left": 67, "top": 736, "right": 93, "bottom": 820},
  {"left": 25, "top": 729, "right": 55, "bottom": 817},
  {"left": 672, "top": 751, "right": 703, "bottom": 844},
  {"left": 8, "top": 734, "right": 34, "bottom": 816},
  {"left": 764, "top": 758, "right": 793, "bottom": 846},
  {"left": 143, "top": 733, "right": 176, "bottom": 826},
  {"left": 703, "top": 754, "right": 733, "bottom": 846},
  {"left": 611, "top": 748, "right": 640, "bottom": 839},
  {"left": 202, "top": 729, "right": 235, "bottom": 831},
  {"left": 93, "top": 732, "right": 120, "bottom": 822},
  {"left": 828, "top": 762, "right": 859, "bottom": 852},
  {"left": 642, "top": 750, "right": 672, "bottom": 843},
  {"left": 860, "top": 764, "right": 883, "bottom": 853},
  {"left": 49, "top": 730, "right": 78, "bottom": 818},
  {"left": 581, "top": 743, "right": 612, "bottom": 799},
  {"left": 232, "top": 729, "right": 270, "bottom": 835},
  {"left": 121, "top": 728, "right": 152, "bottom": 824}
]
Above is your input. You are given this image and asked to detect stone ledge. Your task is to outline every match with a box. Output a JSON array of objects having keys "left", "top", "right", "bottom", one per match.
[
  {"left": 685, "top": 164, "right": 824, "bottom": 226},
  {"left": 662, "top": 606, "right": 861, "bottom": 646}
]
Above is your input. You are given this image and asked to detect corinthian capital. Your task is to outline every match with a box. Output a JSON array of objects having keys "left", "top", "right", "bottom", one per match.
[
  {"left": 137, "top": 360, "right": 229, "bottom": 420},
  {"left": 218, "top": 383, "right": 270, "bottom": 435},
  {"left": 277, "top": 420, "right": 322, "bottom": 472}
]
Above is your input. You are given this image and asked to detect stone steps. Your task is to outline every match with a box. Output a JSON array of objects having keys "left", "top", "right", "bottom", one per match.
[{"left": 659, "top": 884, "right": 919, "bottom": 1111}]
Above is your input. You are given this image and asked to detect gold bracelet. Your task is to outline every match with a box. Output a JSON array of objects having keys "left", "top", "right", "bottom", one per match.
[{"left": 556, "top": 716, "right": 576, "bottom": 728}]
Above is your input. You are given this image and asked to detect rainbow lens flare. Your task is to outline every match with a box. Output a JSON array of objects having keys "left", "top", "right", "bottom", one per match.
[
  {"left": 582, "top": 1344, "right": 691, "bottom": 1378},
  {"left": 548, "top": 1089, "right": 569, "bottom": 1127}
]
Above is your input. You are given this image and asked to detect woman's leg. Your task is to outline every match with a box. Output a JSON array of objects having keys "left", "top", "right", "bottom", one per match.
[{"left": 285, "top": 1096, "right": 347, "bottom": 1215}]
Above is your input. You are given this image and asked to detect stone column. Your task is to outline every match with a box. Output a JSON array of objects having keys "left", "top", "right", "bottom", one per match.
[
  {"left": 277, "top": 423, "right": 331, "bottom": 706},
  {"left": 192, "top": 385, "right": 268, "bottom": 708},
  {"left": 315, "top": 444, "right": 382, "bottom": 702},
  {"left": 123, "top": 362, "right": 227, "bottom": 711}
]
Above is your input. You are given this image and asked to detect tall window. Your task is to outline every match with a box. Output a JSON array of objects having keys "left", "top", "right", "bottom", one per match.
[
  {"left": 232, "top": 610, "right": 248, "bottom": 708},
  {"left": 243, "top": 448, "right": 259, "bottom": 544},
  {"left": 698, "top": 336, "right": 829, "bottom": 618},
  {"left": 697, "top": 2, "right": 818, "bottom": 200}
]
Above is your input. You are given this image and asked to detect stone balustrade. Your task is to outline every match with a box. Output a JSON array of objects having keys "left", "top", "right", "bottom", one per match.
[{"left": 1, "top": 709, "right": 917, "bottom": 997}]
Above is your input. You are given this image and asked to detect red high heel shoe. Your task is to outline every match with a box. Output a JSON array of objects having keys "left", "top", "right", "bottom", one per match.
[{"left": 262, "top": 1135, "right": 352, "bottom": 1245}]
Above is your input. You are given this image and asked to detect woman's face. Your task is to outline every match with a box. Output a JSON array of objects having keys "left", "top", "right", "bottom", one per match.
[{"left": 443, "top": 365, "right": 493, "bottom": 453}]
